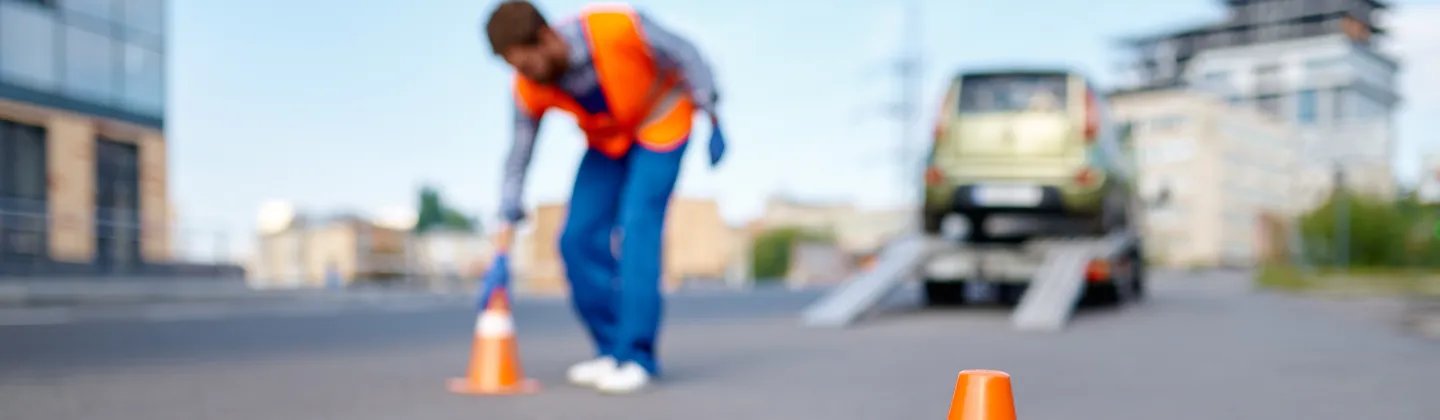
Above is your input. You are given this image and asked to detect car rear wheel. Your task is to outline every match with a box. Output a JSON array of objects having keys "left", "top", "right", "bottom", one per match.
[
  {"left": 996, "top": 283, "right": 1026, "bottom": 306},
  {"left": 922, "top": 280, "right": 968, "bottom": 306},
  {"left": 1082, "top": 283, "right": 1122, "bottom": 306},
  {"left": 923, "top": 211, "right": 945, "bottom": 235}
]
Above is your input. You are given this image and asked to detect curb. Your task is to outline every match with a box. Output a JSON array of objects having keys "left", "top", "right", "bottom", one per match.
[{"left": 0, "top": 288, "right": 323, "bottom": 309}]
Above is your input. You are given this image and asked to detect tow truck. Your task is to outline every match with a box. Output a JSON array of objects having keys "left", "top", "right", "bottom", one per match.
[{"left": 802, "top": 68, "right": 1148, "bottom": 332}]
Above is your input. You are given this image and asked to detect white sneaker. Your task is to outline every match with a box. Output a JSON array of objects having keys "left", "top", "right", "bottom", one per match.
[
  {"left": 566, "top": 356, "right": 617, "bottom": 387},
  {"left": 595, "top": 362, "right": 650, "bottom": 394}
]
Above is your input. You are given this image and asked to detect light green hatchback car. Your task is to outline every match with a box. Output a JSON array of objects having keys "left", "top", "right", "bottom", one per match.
[{"left": 921, "top": 69, "right": 1137, "bottom": 240}]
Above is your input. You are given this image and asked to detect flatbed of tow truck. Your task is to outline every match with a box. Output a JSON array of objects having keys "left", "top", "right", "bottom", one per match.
[
  {"left": 919, "top": 228, "right": 1146, "bottom": 308},
  {"left": 800, "top": 225, "right": 1145, "bottom": 332}
]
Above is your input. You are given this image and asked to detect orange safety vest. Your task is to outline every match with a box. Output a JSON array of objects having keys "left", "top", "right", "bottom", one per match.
[{"left": 513, "top": 4, "right": 695, "bottom": 159}]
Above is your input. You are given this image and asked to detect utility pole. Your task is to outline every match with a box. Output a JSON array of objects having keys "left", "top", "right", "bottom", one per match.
[
  {"left": 1333, "top": 164, "right": 1349, "bottom": 268},
  {"left": 889, "top": 0, "right": 924, "bottom": 207}
]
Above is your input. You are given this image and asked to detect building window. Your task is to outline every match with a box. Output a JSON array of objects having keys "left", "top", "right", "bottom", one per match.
[
  {"left": 14, "top": 0, "right": 57, "bottom": 8},
  {"left": 120, "top": 42, "right": 164, "bottom": 114},
  {"left": 957, "top": 73, "right": 1068, "bottom": 113},
  {"left": 120, "top": 0, "right": 164, "bottom": 36},
  {"left": 0, "top": 120, "right": 50, "bottom": 262},
  {"left": 1349, "top": 93, "right": 1387, "bottom": 119},
  {"left": 1141, "top": 138, "right": 1195, "bottom": 165},
  {"left": 1201, "top": 70, "right": 1229, "bottom": 92},
  {"left": 0, "top": 121, "right": 47, "bottom": 204},
  {"left": 60, "top": 0, "right": 114, "bottom": 22},
  {"left": 0, "top": 1, "right": 61, "bottom": 90},
  {"left": 1253, "top": 64, "right": 1283, "bottom": 93},
  {"left": 1331, "top": 86, "right": 1347, "bottom": 122},
  {"left": 96, "top": 139, "right": 142, "bottom": 270},
  {"left": 1148, "top": 115, "right": 1187, "bottom": 131},
  {"left": 62, "top": 23, "right": 119, "bottom": 104},
  {"left": 1255, "top": 94, "right": 1283, "bottom": 119},
  {"left": 1296, "top": 89, "right": 1317, "bottom": 124},
  {"left": 1305, "top": 57, "right": 1342, "bottom": 70}
]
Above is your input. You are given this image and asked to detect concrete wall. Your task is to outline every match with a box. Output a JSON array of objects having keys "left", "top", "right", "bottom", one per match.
[
  {"left": 663, "top": 199, "right": 733, "bottom": 282},
  {"left": 755, "top": 198, "right": 909, "bottom": 255},
  {"left": 1111, "top": 89, "right": 1301, "bottom": 268},
  {"left": 521, "top": 198, "right": 736, "bottom": 296},
  {"left": 524, "top": 204, "right": 568, "bottom": 295},
  {"left": 410, "top": 230, "right": 491, "bottom": 279},
  {"left": 757, "top": 198, "right": 855, "bottom": 233},
  {"left": 787, "top": 243, "right": 852, "bottom": 287},
  {"left": 301, "top": 223, "right": 358, "bottom": 284},
  {"left": 249, "top": 220, "right": 418, "bottom": 288},
  {"left": 1112, "top": 91, "right": 1220, "bottom": 267},
  {"left": 251, "top": 231, "right": 306, "bottom": 288},
  {"left": 0, "top": 98, "right": 170, "bottom": 264}
]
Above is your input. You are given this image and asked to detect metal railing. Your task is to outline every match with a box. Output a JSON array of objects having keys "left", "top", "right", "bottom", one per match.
[{"left": 0, "top": 197, "right": 242, "bottom": 278}]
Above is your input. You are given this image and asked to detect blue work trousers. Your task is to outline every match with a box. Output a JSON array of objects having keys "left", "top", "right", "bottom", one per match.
[{"left": 558, "top": 140, "right": 687, "bottom": 376}]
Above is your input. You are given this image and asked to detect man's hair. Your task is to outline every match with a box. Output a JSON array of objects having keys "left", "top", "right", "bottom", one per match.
[{"left": 485, "top": 1, "right": 549, "bottom": 55}]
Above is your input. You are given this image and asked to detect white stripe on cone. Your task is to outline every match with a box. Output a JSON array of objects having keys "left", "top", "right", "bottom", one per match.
[{"left": 476, "top": 310, "right": 515, "bottom": 338}]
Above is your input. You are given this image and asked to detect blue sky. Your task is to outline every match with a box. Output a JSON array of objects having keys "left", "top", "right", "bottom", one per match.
[{"left": 168, "top": 0, "right": 1439, "bottom": 257}]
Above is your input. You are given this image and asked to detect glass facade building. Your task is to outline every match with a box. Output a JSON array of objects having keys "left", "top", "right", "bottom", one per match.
[
  {"left": 0, "top": 0, "right": 171, "bottom": 275},
  {"left": 0, "top": 0, "right": 165, "bottom": 128}
]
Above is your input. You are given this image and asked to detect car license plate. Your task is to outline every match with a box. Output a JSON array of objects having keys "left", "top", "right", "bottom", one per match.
[
  {"left": 972, "top": 185, "right": 1042, "bottom": 207},
  {"left": 926, "top": 254, "right": 974, "bottom": 278}
]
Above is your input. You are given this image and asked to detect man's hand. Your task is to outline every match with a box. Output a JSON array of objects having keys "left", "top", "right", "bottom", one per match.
[
  {"left": 492, "top": 224, "right": 516, "bottom": 253},
  {"left": 707, "top": 116, "right": 726, "bottom": 167},
  {"left": 501, "top": 203, "right": 526, "bottom": 225}
]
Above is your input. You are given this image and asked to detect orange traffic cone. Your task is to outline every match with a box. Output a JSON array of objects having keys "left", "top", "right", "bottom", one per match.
[
  {"left": 946, "top": 369, "right": 1016, "bottom": 420},
  {"left": 447, "top": 288, "right": 540, "bottom": 395}
]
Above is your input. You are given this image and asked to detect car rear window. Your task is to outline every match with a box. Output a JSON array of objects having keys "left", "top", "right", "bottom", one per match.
[{"left": 957, "top": 73, "right": 1069, "bottom": 113}]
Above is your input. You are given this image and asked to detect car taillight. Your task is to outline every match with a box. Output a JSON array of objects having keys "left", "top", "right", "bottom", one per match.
[
  {"left": 1074, "top": 167, "right": 1096, "bottom": 187},
  {"left": 933, "top": 88, "right": 956, "bottom": 144},
  {"left": 1085, "top": 259, "right": 1110, "bottom": 282},
  {"left": 925, "top": 167, "right": 944, "bottom": 186},
  {"left": 1083, "top": 88, "right": 1099, "bottom": 143}
]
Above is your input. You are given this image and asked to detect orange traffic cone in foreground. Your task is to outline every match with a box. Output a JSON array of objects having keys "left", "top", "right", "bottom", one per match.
[
  {"left": 947, "top": 369, "right": 1016, "bottom": 420},
  {"left": 447, "top": 288, "right": 540, "bottom": 395}
]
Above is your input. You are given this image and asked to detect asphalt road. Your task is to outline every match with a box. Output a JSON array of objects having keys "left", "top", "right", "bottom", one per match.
[{"left": 3, "top": 271, "right": 1439, "bottom": 420}]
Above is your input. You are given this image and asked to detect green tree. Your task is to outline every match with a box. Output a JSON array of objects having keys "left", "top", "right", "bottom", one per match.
[
  {"left": 413, "top": 185, "right": 478, "bottom": 234},
  {"left": 441, "top": 208, "right": 478, "bottom": 232},
  {"left": 414, "top": 186, "right": 445, "bottom": 234},
  {"left": 750, "top": 226, "right": 835, "bottom": 280},
  {"left": 1298, "top": 189, "right": 1440, "bottom": 268}
]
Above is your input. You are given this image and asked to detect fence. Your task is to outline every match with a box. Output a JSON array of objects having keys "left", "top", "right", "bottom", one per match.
[
  {"left": 1273, "top": 185, "right": 1440, "bottom": 273},
  {"left": 0, "top": 197, "right": 242, "bottom": 277}
]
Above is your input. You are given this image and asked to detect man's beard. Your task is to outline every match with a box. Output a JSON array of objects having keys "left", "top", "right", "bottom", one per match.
[
  {"left": 533, "top": 59, "right": 569, "bottom": 84},
  {"left": 533, "top": 70, "right": 561, "bottom": 84}
]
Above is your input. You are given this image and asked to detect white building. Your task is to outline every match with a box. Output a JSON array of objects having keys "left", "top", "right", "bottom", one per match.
[
  {"left": 1118, "top": 0, "right": 1399, "bottom": 198},
  {"left": 1182, "top": 33, "right": 1399, "bottom": 197},
  {"left": 1111, "top": 89, "right": 1304, "bottom": 267}
]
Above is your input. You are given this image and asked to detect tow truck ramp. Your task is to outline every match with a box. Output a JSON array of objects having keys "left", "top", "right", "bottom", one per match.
[
  {"left": 1009, "top": 232, "right": 1133, "bottom": 331},
  {"left": 801, "top": 229, "right": 1135, "bottom": 332},
  {"left": 800, "top": 233, "right": 934, "bottom": 328}
]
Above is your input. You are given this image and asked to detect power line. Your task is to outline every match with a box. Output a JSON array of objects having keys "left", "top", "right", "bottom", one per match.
[{"left": 889, "top": 0, "right": 924, "bottom": 205}]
